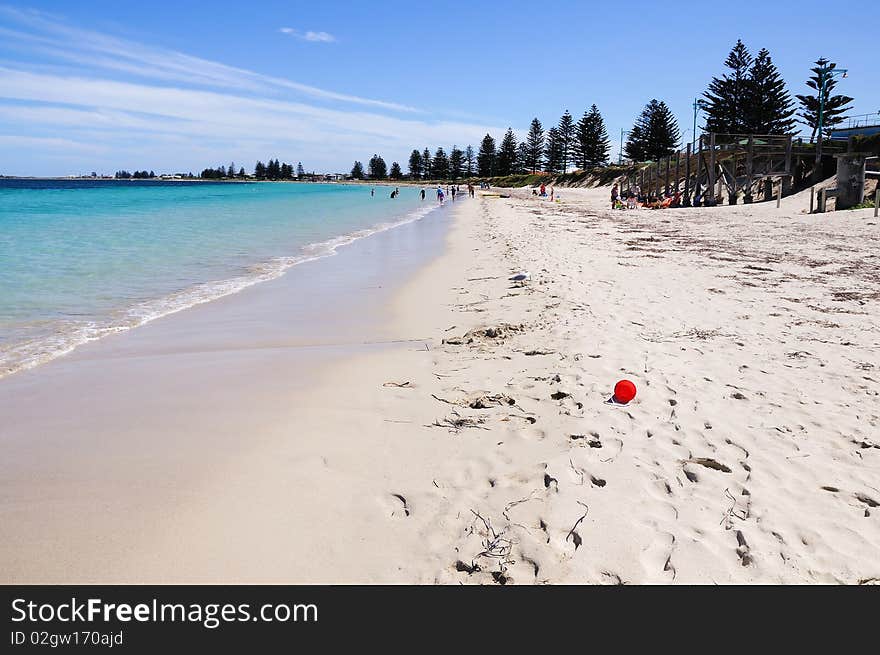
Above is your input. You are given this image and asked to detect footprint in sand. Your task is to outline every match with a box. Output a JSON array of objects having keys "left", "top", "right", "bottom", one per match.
[{"left": 385, "top": 493, "right": 411, "bottom": 518}]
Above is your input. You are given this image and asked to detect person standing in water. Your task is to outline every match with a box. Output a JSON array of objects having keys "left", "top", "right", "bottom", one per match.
[
  {"left": 451, "top": 186, "right": 457, "bottom": 201},
  {"left": 420, "top": 188, "right": 426, "bottom": 201},
  {"left": 371, "top": 187, "right": 374, "bottom": 197}
]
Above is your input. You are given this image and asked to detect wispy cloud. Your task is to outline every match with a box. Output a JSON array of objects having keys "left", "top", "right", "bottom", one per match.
[
  {"left": 0, "top": 5, "right": 505, "bottom": 175},
  {"left": 0, "top": 7, "right": 402, "bottom": 111},
  {"left": 279, "top": 27, "right": 336, "bottom": 43}
]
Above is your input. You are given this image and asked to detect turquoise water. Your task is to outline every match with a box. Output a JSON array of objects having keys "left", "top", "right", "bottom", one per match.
[{"left": 0, "top": 180, "right": 439, "bottom": 376}]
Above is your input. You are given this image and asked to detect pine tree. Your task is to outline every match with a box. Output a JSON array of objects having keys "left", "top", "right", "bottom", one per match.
[
  {"left": 422, "top": 148, "right": 432, "bottom": 179},
  {"left": 576, "top": 108, "right": 593, "bottom": 167},
  {"left": 368, "top": 154, "right": 387, "bottom": 179},
  {"left": 795, "top": 57, "right": 854, "bottom": 142},
  {"left": 624, "top": 122, "right": 646, "bottom": 163},
  {"left": 477, "top": 134, "right": 496, "bottom": 177},
  {"left": 238, "top": 167, "right": 245, "bottom": 178},
  {"left": 525, "top": 118, "right": 545, "bottom": 173},
  {"left": 745, "top": 48, "right": 796, "bottom": 134},
  {"left": 228, "top": 162, "right": 235, "bottom": 178},
  {"left": 389, "top": 162, "right": 402, "bottom": 179},
  {"left": 515, "top": 142, "right": 529, "bottom": 174},
  {"left": 626, "top": 100, "right": 680, "bottom": 162},
  {"left": 449, "top": 146, "right": 464, "bottom": 180},
  {"left": 702, "top": 39, "right": 753, "bottom": 133},
  {"left": 576, "top": 105, "right": 611, "bottom": 168},
  {"left": 557, "top": 111, "right": 575, "bottom": 173},
  {"left": 254, "top": 160, "right": 266, "bottom": 179},
  {"left": 297, "top": 162, "right": 305, "bottom": 177},
  {"left": 431, "top": 147, "right": 449, "bottom": 179},
  {"left": 350, "top": 161, "right": 364, "bottom": 179},
  {"left": 587, "top": 105, "right": 610, "bottom": 165},
  {"left": 408, "top": 149, "right": 423, "bottom": 179},
  {"left": 464, "top": 145, "right": 475, "bottom": 177},
  {"left": 496, "top": 128, "right": 518, "bottom": 176},
  {"left": 544, "top": 127, "right": 564, "bottom": 174}
]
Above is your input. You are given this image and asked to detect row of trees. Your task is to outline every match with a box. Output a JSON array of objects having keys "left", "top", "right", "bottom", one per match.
[
  {"left": 622, "top": 43, "right": 856, "bottom": 164},
  {"left": 115, "top": 170, "right": 156, "bottom": 179},
  {"left": 701, "top": 40, "right": 853, "bottom": 140},
  {"left": 346, "top": 42, "right": 857, "bottom": 178},
  {"left": 351, "top": 106, "right": 612, "bottom": 181},
  {"left": 197, "top": 160, "right": 307, "bottom": 180},
  {"left": 253, "top": 159, "right": 306, "bottom": 180},
  {"left": 351, "top": 147, "right": 473, "bottom": 180}
]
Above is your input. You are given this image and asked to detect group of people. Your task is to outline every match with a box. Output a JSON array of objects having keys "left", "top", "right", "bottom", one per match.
[
  {"left": 373, "top": 183, "right": 476, "bottom": 205},
  {"left": 434, "top": 183, "right": 474, "bottom": 204},
  {"left": 611, "top": 183, "right": 681, "bottom": 210}
]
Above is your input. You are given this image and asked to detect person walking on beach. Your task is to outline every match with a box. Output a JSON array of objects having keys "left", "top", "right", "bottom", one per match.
[
  {"left": 437, "top": 185, "right": 445, "bottom": 205},
  {"left": 550, "top": 186, "right": 555, "bottom": 202},
  {"left": 451, "top": 186, "right": 457, "bottom": 201},
  {"left": 611, "top": 183, "right": 619, "bottom": 208}
]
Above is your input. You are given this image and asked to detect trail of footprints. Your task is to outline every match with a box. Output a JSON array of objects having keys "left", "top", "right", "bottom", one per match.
[{"left": 386, "top": 194, "right": 879, "bottom": 583}]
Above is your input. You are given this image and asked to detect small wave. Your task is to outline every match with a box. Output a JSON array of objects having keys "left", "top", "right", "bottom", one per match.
[{"left": 0, "top": 201, "right": 443, "bottom": 379}]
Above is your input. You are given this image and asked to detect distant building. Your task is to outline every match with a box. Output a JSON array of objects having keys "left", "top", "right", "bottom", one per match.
[{"left": 830, "top": 124, "right": 880, "bottom": 141}]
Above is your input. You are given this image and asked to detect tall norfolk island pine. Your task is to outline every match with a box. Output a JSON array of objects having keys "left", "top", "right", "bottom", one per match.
[
  {"left": 525, "top": 118, "right": 545, "bottom": 173},
  {"left": 496, "top": 129, "right": 518, "bottom": 176},
  {"left": 557, "top": 111, "right": 575, "bottom": 173},
  {"left": 796, "top": 58, "right": 854, "bottom": 142},
  {"left": 746, "top": 48, "right": 796, "bottom": 134},
  {"left": 702, "top": 39, "right": 753, "bottom": 134},
  {"left": 702, "top": 40, "right": 796, "bottom": 135},
  {"left": 625, "top": 100, "right": 680, "bottom": 162},
  {"left": 544, "top": 127, "right": 564, "bottom": 174},
  {"left": 477, "top": 134, "right": 496, "bottom": 177},
  {"left": 575, "top": 105, "right": 610, "bottom": 168},
  {"left": 408, "top": 149, "right": 423, "bottom": 179}
]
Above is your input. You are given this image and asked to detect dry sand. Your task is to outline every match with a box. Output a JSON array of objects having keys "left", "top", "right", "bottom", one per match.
[{"left": 2, "top": 186, "right": 879, "bottom": 584}]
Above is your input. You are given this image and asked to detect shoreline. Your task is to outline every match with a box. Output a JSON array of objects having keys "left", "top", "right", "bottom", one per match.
[
  {"left": 0, "top": 189, "right": 442, "bottom": 380},
  {"left": 0, "top": 196, "right": 458, "bottom": 583}
]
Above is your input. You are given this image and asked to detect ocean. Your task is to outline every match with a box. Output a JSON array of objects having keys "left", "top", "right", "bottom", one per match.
[{"left": 0, "top": 179, "right": 440, "bottom": 377}]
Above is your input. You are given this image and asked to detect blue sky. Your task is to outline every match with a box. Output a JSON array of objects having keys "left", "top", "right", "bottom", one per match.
[{"left": 0, "top": 0, "right": 877, "bottom": 176}]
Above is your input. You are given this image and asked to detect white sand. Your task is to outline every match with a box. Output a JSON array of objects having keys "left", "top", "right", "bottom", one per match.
[{"left": 2, "top": 187, "right": 878, "bottom": 584}]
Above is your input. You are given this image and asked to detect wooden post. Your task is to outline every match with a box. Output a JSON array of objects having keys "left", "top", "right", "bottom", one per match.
[
  {"left": 695, "top": 134, "right": 704, "bottom": 206},
  {"left": 708, "top": 133, "right": 716, "bottom": 206},
  {"left": 745, "top": 135, "right": 754, "bottom": 203},
  {"left": 654, "top": 159, "right": 660, "bottom": 196},
  {"left": 675, "top": 151, "right": 681, "bottom": 195},
  {"left": 783, "top": 135, "right": 793, "bottom": 196},
  {"left": 875, "top": 187, "right": 879, "bottom": 217},
  {"left": 810, "top": 186, "right": 815, "bottom": 213},
  {"left": 776, "top": 183, "right": 781, "bottom": 208},
  {"left": 683, "top": 143, "right": 692, "bottom": 206},
  {"left": 664, "top": 156, "right": 670, "bottom": 195}
]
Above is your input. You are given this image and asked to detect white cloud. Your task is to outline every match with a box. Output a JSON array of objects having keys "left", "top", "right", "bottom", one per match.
[
  {"left": 0, "top": 6, "right": 506, "bottom": 175},
  {"left": 279, "top": 27, "right": 336, "bottom": 43},
  {"left": 0, "top": 7, "right": 402, "bottom": 110}
]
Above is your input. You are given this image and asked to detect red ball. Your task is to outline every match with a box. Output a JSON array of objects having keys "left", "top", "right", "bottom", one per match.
[{"left": 613, "top": 379, "right": 637, "bottom": 404}]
